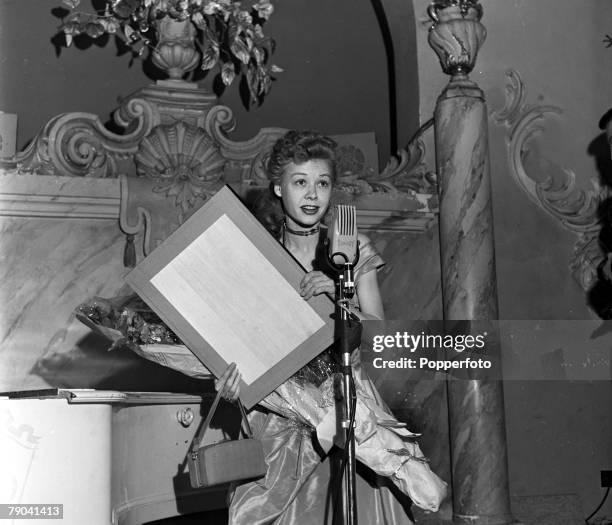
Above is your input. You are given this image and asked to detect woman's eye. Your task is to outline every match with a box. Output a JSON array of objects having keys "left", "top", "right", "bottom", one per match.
[
  {"left": 294, "top": 179, "right": 306, "bottom": 186},
  {"left": 318, "top": 180, "right": 330, "bottom": 188}
]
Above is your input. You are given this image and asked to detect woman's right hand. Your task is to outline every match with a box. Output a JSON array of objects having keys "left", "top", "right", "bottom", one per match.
[{"left": 215, "top": 362, "right": 242, "bottom": 402}]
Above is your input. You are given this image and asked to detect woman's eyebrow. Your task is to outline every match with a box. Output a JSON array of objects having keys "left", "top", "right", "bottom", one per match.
[{"left": 288, "top": 172, "right": 332, "bottom": 178}]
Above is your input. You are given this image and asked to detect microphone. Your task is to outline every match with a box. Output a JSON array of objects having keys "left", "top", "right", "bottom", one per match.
[
  {"left": 327, "top": 205, "right": 360, "bottom": 299},
  {"left": 328, "top": 205, "right": 359, "bottom": 266},
  {"left": 327, "top": 206, "right": 362, "bottom": 518}
]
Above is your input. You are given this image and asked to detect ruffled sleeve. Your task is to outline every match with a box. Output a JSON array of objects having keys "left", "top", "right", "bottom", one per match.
[{"left": 355, "top": 234, "right": 385, "bottom": 282}]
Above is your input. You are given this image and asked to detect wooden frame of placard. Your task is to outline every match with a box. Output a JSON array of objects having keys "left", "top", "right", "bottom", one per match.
[{"left": 125, "top": 185, "right": 336, "bottom": 408}]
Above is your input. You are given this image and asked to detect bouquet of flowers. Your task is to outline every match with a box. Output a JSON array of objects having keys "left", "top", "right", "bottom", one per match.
[
  {"left": 76, "top": 295, "right": 214, "bottom": 378},
  {"left": 76, "top": 295, "right": 178, "bottom": 345}
]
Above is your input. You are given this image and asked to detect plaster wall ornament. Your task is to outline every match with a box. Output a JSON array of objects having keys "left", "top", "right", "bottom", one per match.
[
  {"left": 378, "top": 119, "right": 437, "bottom": 195},
  {"left": 204, "top": 104, "right": 438, "bottom": 204},
  {"left": 328, "top": 118, "right": 438, "bottom": 213},
  {"left": 0, "top": 83, "right": 220, "bottom": 179},
  {"left": 332, "top": 120, "right": 438, "bottom": 215},
  {"left": 0, "top": 74, "right": 439, "bottom": 200},
  {"left": 135, "top": 121, "right": 225, "bottom": 220},
  {"left": 118, "top": 109, "right": 439, "bottom": 260},
  {"left": 0, "top": 105, "right": 156, "bottom": 178},
  {"left": 315, "top": 119, "right": 438, "bottom": 204},
  {"left": 492, "top": 69, "right": 608, "bottom": 291},
  {"left": 0, "top": 79, "right": 439, "bottom": 263},
  {"left": 204, "top": 104, "right": 286, "bottom": 186},
  {"left": 427, "top": 0, "right": 486, "bottom": 79}
]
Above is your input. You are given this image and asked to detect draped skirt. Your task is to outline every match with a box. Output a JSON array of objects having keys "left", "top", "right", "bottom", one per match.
[{"left": 228, "top": 410, "right": 414, "bottom": 525}]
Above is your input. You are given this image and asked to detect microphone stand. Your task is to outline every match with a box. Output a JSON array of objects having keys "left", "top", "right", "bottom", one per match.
[{"left": 328, "top": 248, "right": 361, "bottom": 525}]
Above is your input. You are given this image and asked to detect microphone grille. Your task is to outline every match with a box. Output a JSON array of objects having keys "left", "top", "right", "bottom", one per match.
[{"left": 335, "top": 205, "right": 356, "bottom": 235}]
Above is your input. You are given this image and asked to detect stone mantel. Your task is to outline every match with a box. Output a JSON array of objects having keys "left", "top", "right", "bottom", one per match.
[
  {"left": 0, "top": 172, "right": 120, "bottom": 220},
  {"left": 0, "top": 170, "right": 436, "bottom": 233}
]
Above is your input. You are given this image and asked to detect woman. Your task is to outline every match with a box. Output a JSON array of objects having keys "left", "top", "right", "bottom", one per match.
[{"left": 217, "top": 130, "right": 446, "bottom": 524}]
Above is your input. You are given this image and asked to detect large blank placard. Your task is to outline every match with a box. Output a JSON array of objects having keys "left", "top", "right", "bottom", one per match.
[{"left": 126, "top": 186, "right": 335, "bottom": 408}]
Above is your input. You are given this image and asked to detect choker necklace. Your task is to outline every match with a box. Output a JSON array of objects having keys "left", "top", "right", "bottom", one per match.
[{"left": 283, "top": 222, "right": 320, "bottom": 237}]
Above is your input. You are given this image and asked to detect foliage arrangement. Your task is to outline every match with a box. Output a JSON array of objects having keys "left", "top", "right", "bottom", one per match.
[{"left": 57, "top": 0, "right": 281, "bottom": 103}]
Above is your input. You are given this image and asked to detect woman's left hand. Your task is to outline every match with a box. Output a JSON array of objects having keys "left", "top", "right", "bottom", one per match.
[{"left": 299, "top": 271, "right": 336, "bottom": 300}]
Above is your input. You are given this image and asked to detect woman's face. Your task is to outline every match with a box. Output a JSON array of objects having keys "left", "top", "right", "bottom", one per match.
[{"left": 274, "top": 159, "right": 333, "bottom": 229}]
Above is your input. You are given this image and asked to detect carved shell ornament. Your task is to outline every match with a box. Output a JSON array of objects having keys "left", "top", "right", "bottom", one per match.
[{"left": 135, "top": 121, "right": 225, "bottom": 216}]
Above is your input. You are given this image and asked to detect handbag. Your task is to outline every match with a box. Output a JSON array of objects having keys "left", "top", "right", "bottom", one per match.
[{"left": 187, "top": 386, "right": 267, "bottom": 488}]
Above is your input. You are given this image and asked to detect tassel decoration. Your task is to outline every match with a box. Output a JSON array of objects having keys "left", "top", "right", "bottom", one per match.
[{"left": 124, "top": 234, "right": 136, "bottom": 268}]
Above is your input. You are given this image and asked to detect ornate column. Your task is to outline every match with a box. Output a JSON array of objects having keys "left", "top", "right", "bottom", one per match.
[{"left": 427, "top": 2, "right": 515, "bottom": 523}]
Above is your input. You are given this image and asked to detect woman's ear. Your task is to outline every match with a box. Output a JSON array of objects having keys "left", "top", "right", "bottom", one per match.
[{"left": 273, "top": 184, "right": 282, "bottom": 198}]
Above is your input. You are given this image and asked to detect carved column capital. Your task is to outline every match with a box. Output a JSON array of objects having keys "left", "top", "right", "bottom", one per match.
[{"left": 427, "top": 0, "right": 486, "bottom": 79}]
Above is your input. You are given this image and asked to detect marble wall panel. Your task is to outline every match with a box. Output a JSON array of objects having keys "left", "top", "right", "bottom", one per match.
[
  {"left": 0, "top": 217, "right": 128, "bottom": 391},
  {"left": 0, "top": 217, "right": 210, "bottom": 393}
]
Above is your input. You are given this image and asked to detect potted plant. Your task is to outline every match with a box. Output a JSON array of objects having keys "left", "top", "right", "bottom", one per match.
[{"left": 57, "top": 0, "right": 281, "bottom": 104}]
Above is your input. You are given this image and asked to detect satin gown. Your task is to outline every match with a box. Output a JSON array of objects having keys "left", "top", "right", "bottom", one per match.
[
  {"left": 75, "top": 229, "right": 445, "bottom": 523},
  {"left": 228, "top": 239, "right": 416, "bottom": 525}
]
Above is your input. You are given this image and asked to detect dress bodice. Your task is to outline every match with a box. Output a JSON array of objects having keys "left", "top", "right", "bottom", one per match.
[{"left": 287, "top": 229, "right": 385, "bottom": 385}]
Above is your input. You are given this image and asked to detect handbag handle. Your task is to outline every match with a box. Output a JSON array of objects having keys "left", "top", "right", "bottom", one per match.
[{"left": 190, "top": 377, "right": 253, "bottom": 453}]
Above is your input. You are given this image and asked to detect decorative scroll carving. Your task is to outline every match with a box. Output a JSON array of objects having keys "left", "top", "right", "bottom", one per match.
[
  {"left": 319, "top": 119, "right": 438, "bottom": 217},
  {"left": 2, "top": 76, "right": 438, "bottom": 204},
  {"left": 378, "top": 119, "right": 437, "bottom": 194},
  {"left": 204, "top": 104, "right": 286, "bottom": 186},
  {"left": 0, "top": 78, "right": 440, "bottom": 267},
  {"left": 117, "top": 111, "right": 439, "bottom": 261},
  {"left": 205, "top": 103, "right": 439, "bottom": 201},
  {"left": 0, "top": 82, "right": 223, "bottom": 179},
  {"left": 493, "top": 69, "right": 607, "bottom": 290},
  {"left": 1, "top": 109, "right": 154, "bottom": 178}
]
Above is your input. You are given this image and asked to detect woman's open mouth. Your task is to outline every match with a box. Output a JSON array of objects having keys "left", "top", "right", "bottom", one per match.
[{"left": 301, "top": 205, "right": 320, "bottom": 215}]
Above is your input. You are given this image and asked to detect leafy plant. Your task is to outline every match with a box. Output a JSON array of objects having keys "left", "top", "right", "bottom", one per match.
[{"left": 57, "top": 0, "right": 282, "bottom": 104}]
